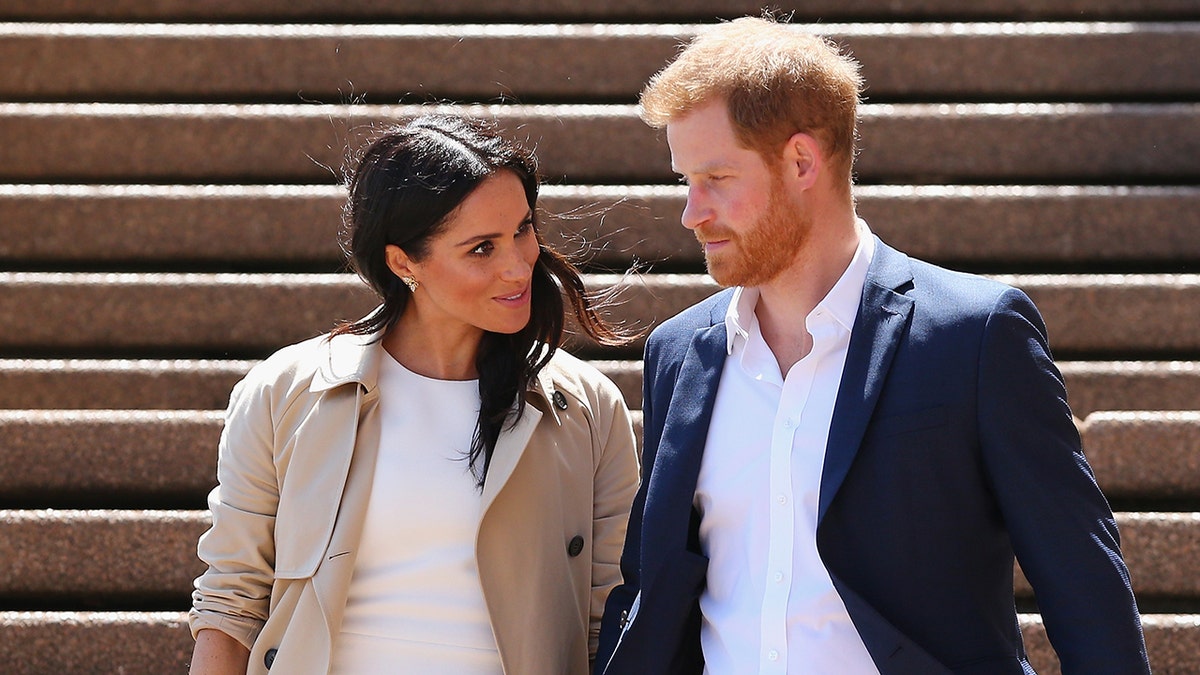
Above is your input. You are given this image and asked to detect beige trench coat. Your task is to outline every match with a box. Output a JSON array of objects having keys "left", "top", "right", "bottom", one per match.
[{"left": 189, "top": 331, "right": 640, "bottom": 674}]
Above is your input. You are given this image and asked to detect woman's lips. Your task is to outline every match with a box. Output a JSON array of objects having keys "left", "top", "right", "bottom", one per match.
[{"left": 495, "top": 284, "right": 531, "bottom": 307}]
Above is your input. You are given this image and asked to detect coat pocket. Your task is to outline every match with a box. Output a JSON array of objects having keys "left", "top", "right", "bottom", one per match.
[{"left": 869, "top": 405, "right": 948, "bottom": 439}]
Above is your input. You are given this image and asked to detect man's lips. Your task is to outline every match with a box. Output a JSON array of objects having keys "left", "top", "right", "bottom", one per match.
[{"left": 695, "top": 228, "right": 732, "bottom": 252}]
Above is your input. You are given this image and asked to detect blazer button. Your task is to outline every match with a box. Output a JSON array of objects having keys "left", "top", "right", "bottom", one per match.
[
  {"left": 552, "top": 390, "right": 568, "bottom": 410},
  {"left": 567, "top": 535, "right": 585, "bottom": 557},
  {"left": 264, "top": 647, "right": 277, "bottom": 669}
]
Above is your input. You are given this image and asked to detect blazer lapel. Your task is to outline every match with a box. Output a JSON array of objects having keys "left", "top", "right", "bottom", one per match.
[
  {"left": 645, "top": 314, "right": 728, "bottom": 564},
  {"left": 819, "top": 240, "right": 915, "bottom": 521}
]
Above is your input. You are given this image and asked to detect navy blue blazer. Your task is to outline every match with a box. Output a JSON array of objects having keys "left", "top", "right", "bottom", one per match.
[{"left": 596, "top": 239, "right": 1149, "bottom": 674}]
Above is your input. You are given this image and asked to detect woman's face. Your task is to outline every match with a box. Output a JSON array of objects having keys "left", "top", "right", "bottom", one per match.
[{"left": 388, "top": 170, "right": 540, "bottom": 340}]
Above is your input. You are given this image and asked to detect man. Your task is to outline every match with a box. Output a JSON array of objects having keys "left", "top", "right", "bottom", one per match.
[{"left": 596, "top": 16, "right": 1150, "bottom": 675}]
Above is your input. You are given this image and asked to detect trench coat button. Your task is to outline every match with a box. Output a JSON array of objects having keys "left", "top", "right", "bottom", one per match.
[
  {"left": 567, "top": 535, "right": 585, "bottom": 557},
  {"left": 264, "top": 648, "right": 277, "bottom": 669},
  {"left": 552, "top": 390, "right": 568, "bottom": 410}
]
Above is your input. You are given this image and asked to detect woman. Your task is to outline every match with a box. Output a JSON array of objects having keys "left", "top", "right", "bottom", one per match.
[{"left": 188, "top": 114, "right": 640, "bottom": 674}]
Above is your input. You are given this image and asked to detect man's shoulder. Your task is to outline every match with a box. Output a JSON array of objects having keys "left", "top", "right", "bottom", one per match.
[{"left": 895, "top": 248, "right": 1022, "bottom": 314}]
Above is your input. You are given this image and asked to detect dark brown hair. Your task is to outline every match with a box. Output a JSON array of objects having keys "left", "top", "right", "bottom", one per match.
[{"left": 335, "top": 114, "right": 628, "bottom": 486}]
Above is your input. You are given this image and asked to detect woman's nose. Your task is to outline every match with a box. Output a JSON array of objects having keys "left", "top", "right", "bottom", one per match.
[{"left": 499, "top": 245, "right": 533, "bottom": 281}]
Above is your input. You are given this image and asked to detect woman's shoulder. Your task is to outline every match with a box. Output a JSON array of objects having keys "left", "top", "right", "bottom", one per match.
[
  {"left": 229, "top": 333, "right": 364, "bottom": 416},
  {"left": 242, "top": 334, "right": 332, "bottom": 387}
]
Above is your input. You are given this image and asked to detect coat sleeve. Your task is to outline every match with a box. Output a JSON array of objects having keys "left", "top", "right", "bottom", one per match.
[
  {"left": 188, "top": 374, "right": 280, "bottom": 651},
  {"left": 588, "top": 373, "right": 642, "bottom": 659},
  {"left": 976, "top": 288, "right": 1150, "bottom": 674}
]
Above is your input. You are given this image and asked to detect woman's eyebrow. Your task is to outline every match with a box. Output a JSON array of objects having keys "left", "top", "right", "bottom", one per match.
[{"left": 452, "top": 211, "right": 533, "bottom": 247}]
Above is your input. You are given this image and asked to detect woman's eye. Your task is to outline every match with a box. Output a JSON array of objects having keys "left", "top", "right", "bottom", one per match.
[
  {"left": 471, "top": 241, "right": 494, "bottom": 256},
  {"left": 516, "top": 219, "right": 533, "bottom": 236}
]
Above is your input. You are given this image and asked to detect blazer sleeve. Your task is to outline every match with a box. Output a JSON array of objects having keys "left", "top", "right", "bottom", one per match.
[
  {"left": 976, "top": 288, "right": 1150, "bottom": 674},
  {"left": 188, "top": 374, "right": 280, "bottom": 650},
  {"left": 588, "top": 374, "right": 642, "bottom": 659}
]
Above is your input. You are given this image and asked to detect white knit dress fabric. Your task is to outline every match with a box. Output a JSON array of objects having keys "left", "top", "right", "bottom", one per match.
[{"left": 329, "top": 354, "right": 502, "bottom": 674}]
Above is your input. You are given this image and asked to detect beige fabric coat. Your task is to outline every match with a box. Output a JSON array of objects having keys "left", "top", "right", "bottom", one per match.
[{"left": 189, "top": 331, "right": 640, "bottom": 675}]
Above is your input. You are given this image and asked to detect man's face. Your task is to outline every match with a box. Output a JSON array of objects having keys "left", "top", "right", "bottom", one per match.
[{"left": 665, "top": 101, "right": 809, "bottom": 287}]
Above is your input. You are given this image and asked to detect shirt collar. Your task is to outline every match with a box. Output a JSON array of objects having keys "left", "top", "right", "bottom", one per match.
[
  {"left": 723, "top": 220, "right": 876, "bottom": 354},
  {"left": 822, "top": 220, "right": 875, "bottom": 333}
]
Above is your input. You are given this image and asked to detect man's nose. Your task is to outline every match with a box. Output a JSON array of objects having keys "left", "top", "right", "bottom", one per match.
[{"left": 680, "top": 187, "right": 711, "bottom": 231}]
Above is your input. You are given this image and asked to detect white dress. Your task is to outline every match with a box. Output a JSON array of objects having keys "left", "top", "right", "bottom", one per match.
[{"left": 328, "top": 354, "right": 502, "bottom": 674}]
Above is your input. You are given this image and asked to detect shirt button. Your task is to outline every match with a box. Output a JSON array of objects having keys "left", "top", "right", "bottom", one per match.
[
  {"left": 773, "top": 571, "right": 784, "bottom": 583},
  {"left": 767, "top": 649, "right": 779, "bottom": 661},
  {"left": 783, "top": 417, "right": 795, "bottom": 429},
  {"left": 776, "top": 494, "right": 788, "bottom": 505}
]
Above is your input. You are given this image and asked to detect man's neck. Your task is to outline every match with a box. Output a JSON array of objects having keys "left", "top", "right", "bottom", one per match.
[{"left": 754, "top": 215, "right": 861, "bottom": 374}]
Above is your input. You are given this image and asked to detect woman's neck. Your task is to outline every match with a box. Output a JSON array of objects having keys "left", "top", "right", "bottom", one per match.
[{"left": 382, "top": 312, "right": 484, "bottom": 381}]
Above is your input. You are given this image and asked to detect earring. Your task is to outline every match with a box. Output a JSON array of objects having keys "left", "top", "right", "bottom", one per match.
[{"left": 401, "top": 276, "right": 419, "bottom": 292}]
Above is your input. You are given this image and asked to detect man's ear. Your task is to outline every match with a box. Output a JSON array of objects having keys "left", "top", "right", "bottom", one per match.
[
  {"left": 780, "top": 132, "right": 822, "bottom": 190},
  {"left": 384, "top": 244, "right": 416, "bottom": 281}
]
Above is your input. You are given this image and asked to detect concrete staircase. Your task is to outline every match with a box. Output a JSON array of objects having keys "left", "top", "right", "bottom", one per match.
[{"left": 1, "top": 1, "right": 1198, "bottom": 672}]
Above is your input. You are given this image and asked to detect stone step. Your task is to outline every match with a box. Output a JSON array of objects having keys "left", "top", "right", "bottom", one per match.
[
  {"left": 0, "top": 359, "right": 253, "bottom": 410},
  {"left": 2, "top": 359, "right": 1197, "bottom": 416},
  {"left": 4, "top": 23, "right": 1197, "bottom": 102},
  {"left": 0, "top": 510, "right": 1192, "bottom": 603},
  {"left": 1062, "top": 362, "right": 1200, "bottom": 419},
  {"left": 1, "top": 273, "right": 1198, "bottom": 357},
  {"left": 4, "top": 184, "right": 1199, "bottom": 269},
  {"left": 0, "top": 613, "right": 1193, "bottom": 675},
  {"left": 1, "top": 103, "right": 1196, "bottom": 184},
  {"left": 1083, "top": 412, "right": 1200, "bottom": 501},
  {"left": 1, "top": 410, "right": 1194, "bottom": 505},
  {"left": 0, "top": 612, "right": 192, "bottom": 675},
  {"left": 1013, "top": 513, "right": 1200, "bottom": 600},
  {"left": 1025, "top": 614, "right": 1200, "bottom": 675},
  {"left": 0, "top": 410, "right": 222, "bottom": 506},
  {"left": 2, "top": 0, "right": 1195, "bottom": 21}
]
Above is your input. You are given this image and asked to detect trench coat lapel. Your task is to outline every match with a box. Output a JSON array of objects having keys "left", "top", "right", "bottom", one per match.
[
  {"left": 309, "top": 387, "right": 382, "bottom": 641},
  {"left": 294, "top": 331, "right": 385, "bottom": 647},
  {"left": 480, "top": 374, "right": 553, "bottom": 517},
  {"left": 273, "top": 332, "right": 381, "bottom": 578}
]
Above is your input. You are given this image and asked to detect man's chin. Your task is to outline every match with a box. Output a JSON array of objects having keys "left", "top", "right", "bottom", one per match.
[{"left": 705, "top": 261, "right": 742, "bottom": 288}]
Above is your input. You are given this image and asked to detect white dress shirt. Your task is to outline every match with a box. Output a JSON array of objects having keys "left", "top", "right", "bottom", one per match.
[{"left": 695, "top": 224, "right": 879, "bottom": 674}]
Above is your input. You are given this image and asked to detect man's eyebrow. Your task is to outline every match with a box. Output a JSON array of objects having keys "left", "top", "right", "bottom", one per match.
[{"left": 674, "top": 161, "right": 734, "bottom": 176}]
